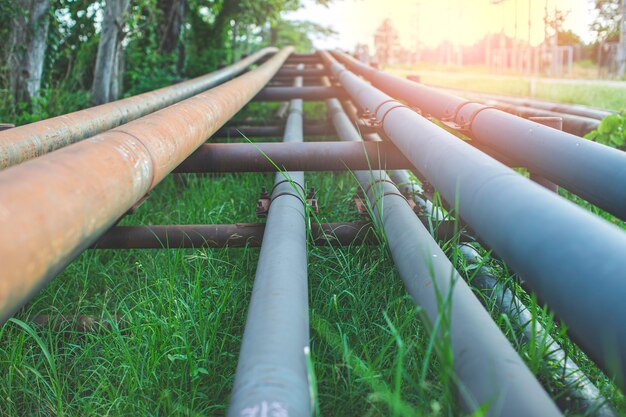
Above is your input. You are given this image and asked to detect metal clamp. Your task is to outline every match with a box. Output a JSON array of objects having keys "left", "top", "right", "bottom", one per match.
[
  {"left": 354, "top": 188, "right": 417, "bottom": 216},
  {"left": 441, "top": 101, "right": 494, "bottom": 135},
  {"left": 256, "top": 186, "right": 318, "bottom": 218}
]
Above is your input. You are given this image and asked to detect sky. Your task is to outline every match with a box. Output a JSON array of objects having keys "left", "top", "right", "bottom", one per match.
[{"left": 285, "top": 0, "right": 598, "bottom": 51}]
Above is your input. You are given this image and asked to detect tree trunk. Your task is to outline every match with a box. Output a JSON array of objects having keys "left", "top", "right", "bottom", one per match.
[
  {"left": 270, "top": 24, "right": 278, "bottom": 46},
  {"left": 157, "top": 0, "right": 187, "bottom": 54},
  {"left": 92, "top": 0, "right": 130, "bottom": 105},
  {"left": 207, "top": 1, "right": 240, "bottom": 64},
  {"left": 9, "top": 0, "right": 51, "bottom": 105}
]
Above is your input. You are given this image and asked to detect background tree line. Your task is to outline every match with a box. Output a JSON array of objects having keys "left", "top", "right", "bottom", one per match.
[{"left": 0, "top": 0, "right": 335, "bottom": 125}]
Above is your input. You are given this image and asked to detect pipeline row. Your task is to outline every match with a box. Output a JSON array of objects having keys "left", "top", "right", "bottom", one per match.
[{"left": 0, "top": 48, "right": 624, "bottom": 416}]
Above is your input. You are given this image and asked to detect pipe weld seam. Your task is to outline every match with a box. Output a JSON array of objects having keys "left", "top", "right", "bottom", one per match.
[{"left": 109, "top": 128, "right": 159, "bottom": 191}]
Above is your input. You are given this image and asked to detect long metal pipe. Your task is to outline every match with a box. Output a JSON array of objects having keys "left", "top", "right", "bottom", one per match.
[
  {"left": 430, "top": 85, "right": 614, "bottom": 121},
  {"left": 174, "top": 141, "right": 412, "bottom": 173},
  {"left": 0, "top": 47, "right": 278, "bottom": 169},
  {"left": 326, "top": 96, "right": 561, "bottom": 416},
  {"left": 483, "top": 99, "right": 599, "bottom": 137},
  {"left": 91, "top": 222, "right": 375, "bottom": 249},
  {"left": 228, "top": 68, "right": 310, "bottom": 417},
  {"left": 0, "top": 47, "right": 293, "bottom": 324},
  {"left": 320, "top": 51, "right": 626, "bottom": 388},
  {"left": 332, "top": 51, "right": 626, "bottom": 221}
]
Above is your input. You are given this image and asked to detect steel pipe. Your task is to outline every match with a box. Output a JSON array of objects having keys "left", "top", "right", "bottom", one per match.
[
  {"left": 332, "top": 51, "right": 626, "bottom": 221},
  {"left": 431, "top": 85, "right": 615, "bottom": 121},
  {"left": 0, "top": 47, "right": 278, "bottom": 169},
  {"left": 0, "top": 47, "right": 293, "bottom": 324},
  {"left": 228, "top": 67, "right": 310, "bottom": 417},
  {"left": 321, "top": 51, "right": 626, "bottom": 389},
  {"left": 91, "top": 222, "right": 375, "bottom": 249},
  {"left": 253, "top": 86, "right": 346, "bottom": 101},
  {"left": 483, "top": 99, "right": 599, "bottom": 137},
  {"left": 325, "top": 95, "right": 561, "bottom": 416},
  {"left": 174, "top": 141, "right": 413, "bottom": 173}
]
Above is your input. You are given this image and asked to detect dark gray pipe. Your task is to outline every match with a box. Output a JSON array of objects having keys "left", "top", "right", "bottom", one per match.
[
  {"left": 326, "top": 96, "right": 562, "bottom": 417},
  {"left": 212, "top": 124, "right": 334, "bottom": 139},
  {"left": 174, "top": 141, "right": 413, "bottom": 173},
  {"left": 431, "top": 85, "right": 614, "bottom": 121},
  {"left": 253, "top": 86, "right": 346, "bottom": 101},
  {"left": 228, "top": 70, "right": 311, "bottom": 417},
  {"left": 482, "top": 99, "right": 599, "bottom": 137},
  {"left": 458, "top": 245, "right": 618, "bottom": 417},
  {"left": 275, "top": 68, "right": 329, "bottom": 78},
  {"left": 320, "top": 51, "right": 626, "bottom": 389},
  {"left": 332, "top": 51, "right": 626, "bottom": 221},
  {"left": 90, "top": 222, "right": 376, "bottom": 249}
]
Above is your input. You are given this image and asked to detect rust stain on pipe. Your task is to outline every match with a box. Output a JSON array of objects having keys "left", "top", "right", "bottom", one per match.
[
  {"left": 0, "top": 47, "right": 278, "bottom": 169},
  {"left": 0, "top": 47, "right": 293, "bottom": 323}
]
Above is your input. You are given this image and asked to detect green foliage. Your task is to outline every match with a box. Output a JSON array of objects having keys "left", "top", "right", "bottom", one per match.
[
  {"left": 123, "top": 0, "right": 181, "bottom": 96},
  {"left": 1, "top": 0, "right": 338, "bottom": 123},
  {"left": 590, "top": 0, "right": 622, "bottom": 42},
  {"left": 585, "top": 113, "right": 626, "bottom": 149}
]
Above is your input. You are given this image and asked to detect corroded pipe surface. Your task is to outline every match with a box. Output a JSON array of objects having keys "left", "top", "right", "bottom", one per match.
[
  {"left": 0, "top": 47, "right": 293, "bottom": 324},
  {"left": 0, "top": 47, "right": 278, "bottom": 169}
]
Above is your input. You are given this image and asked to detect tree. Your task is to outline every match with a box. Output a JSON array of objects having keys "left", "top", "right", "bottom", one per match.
[
  {"left": 92, "top": 0, "right": 130, "bottom": 105},
  {"left": 591, "top": 0, "right": 622, "bottom": 42},
  {"left": 271, "top": 19, "right": 336, "bottom": 52},
  {"left": 157, "top": 0, "right": 186, "bottom": 53},
  {"left": 557, "top": 29, "right": 583, "bottom": 46},
  {"left": 8, "top": 0, "right": 51, "bottom": 105}
]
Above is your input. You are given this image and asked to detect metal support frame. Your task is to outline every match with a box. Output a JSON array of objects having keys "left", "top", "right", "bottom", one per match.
[
  {"left": 254, "top": 86, "right": 346, "bottom": 101},
  {"left": 174, "top": 141, "right": 413, "bottom": 173}
]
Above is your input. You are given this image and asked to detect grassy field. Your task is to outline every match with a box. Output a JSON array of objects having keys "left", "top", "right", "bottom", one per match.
[
  {"left": 388, "top": 66, "right": 626, "bottom": 112},
  {"left": 1, "top": 101, "right": 626, "bottom": 416}
]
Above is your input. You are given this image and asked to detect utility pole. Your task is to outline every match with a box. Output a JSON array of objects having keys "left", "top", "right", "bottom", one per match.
[
  {"left": 528, "top": 0, "right": 532, "bottom": 45},
  {"left": 618, "top": 0, "right": 626, "bottom": 77},
  {"left": 540, "top": 0, "right": 548, "bottom": 74}
]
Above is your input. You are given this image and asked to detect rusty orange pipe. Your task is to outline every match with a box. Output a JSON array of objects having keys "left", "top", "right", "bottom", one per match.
[
  {"left": 0, "top": 47, "right": 293, "bottom": 323},
  {"left": 0, "top": 47, "right": 278, "bottom": 169}
]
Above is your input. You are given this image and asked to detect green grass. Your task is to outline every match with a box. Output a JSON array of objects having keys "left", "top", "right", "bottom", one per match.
[{"left": 1, "top": 103, "right": 626, "bottom": 416}]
